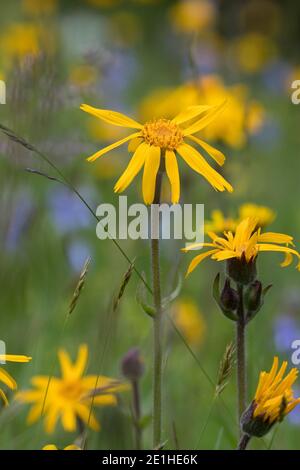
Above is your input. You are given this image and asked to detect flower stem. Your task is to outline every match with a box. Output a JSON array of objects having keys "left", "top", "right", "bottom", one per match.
[
  {"left": 151, "top": 166, "right": 164, "bottom": 449},
  {"left": 132, "top": 379, "right": 142, "bottom": 450},
  {"left": 237, "top": 433, "right": 251, "bottom": 450},
  {"left": 236, "top": 283, "right": 246, "bottom": 434}
]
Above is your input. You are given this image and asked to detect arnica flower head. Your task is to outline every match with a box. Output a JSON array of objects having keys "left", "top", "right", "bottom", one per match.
[
  {"left": 0, "top": 353, "right": 31, "bottom": 406},
  {"left": 16, "top": 344, "right": 126, "bottom": 433},
  {"left": 241, "top": 357, "right": 300, "bottom": 438},
  {"left": 238, "top": 203, "right": 276, "bottom": 229},
  {"left": 183, "top": 217, "right": 300, "bottom": 281},
  {"left": 43, "top": 444, "right": 81, "bottom": 450},
  {"left": 80, "top": 101, "right": 233, "bottom": 204}
]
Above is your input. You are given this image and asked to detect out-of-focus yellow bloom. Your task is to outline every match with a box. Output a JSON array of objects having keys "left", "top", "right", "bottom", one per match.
[
  {"left": 205, "top": 210, "right": 236, "bottom": 234},
  {"left": 169, "top": 0, "right": 216, "bottom": 34},
  {"left": 81, "top": 101, "right": 233, "bottom": 204},
  {"left": 22, "top": 0, "right": 58, "bottom": 16},
  {"left": 0, "top": 23, "right": 41, "bottom": 60},
  {"left": 0, "top": 354, "right": 31, "bottom": 406},
  {"left": 253, "top": 357, "right": 300, "bottom": 424},
  {"left": 139, "top": 76, "right": 265, "bottom": 149},
  {"left": 172, "top": 299, "right": 206, "bottom": 347},
  {"left": 233, "top": 33, "right": 277, "bottom": 74},
  {"left": 238, "top": 204, "right": 275, "bottom": 229},
  {"left": 69, "top": 65, "right": 98, "bottom": 88},
  {"left": 183, "top": 217, "right": 300, "bottom": 276},
  {"left": 16, "top": 344, "right": 126, "bottom": 433},
  {"left": 205, "top": 204, "right": 275, "bottom": 235},
  {"left": 43, "top": 444, "right": 81, "bottom": 450}
]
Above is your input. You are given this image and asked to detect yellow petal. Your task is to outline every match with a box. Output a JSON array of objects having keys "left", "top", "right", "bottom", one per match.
[
  {"left": 45, "top": 407, "right": 60, "bottom": 434},
  {"left": 58, "top": 349, "right": 73, "bottom": 379},
  {"left": 177, "top": 143, "right": 233, "bottom": 192},
  {"left": 76, "top": 402, "right": 100, "bottom": 431},
  {"left": 183, "top": 100, "right": 227, "bottom": 136},
  {"left": 86, "top": 132, "right": 141, "bottom": 162},
  {"left": 172, "top": 105, "right": 211, "bottom": 125},
  {"left": 61, "top": 406, "right": 77, "bottom": 432},
  {"left": 0, "top": 388, "right": 8, "bottom": 406},
  {"left": 142, "top": 145, "right": 161, "bottom": 205},
  {"left": 258, "top": 232, "right": 294, "bottom": 245},
  {"left": 165, "top": 150, "right": 180, "bottom": 204},
  {"left": 80, "top": 104, "right": 143, "bottom": 129},
  {"left": 73, "top": 344, "right": 88, "bottom": 378},
  {"left": 0, "top": 367, "right": 17, "bottom": 390},
  {"left": 64, "top": 445, "right": 81, "bottom": 450},
  {"left": 185, "top": 249, "right": 219, "bottom": 276},
  {"left": 114, "top": 142, "right": 147, "bottom": 193},
  {"left": 0, "top": 354, "right": 31, "bottom": 363},
  {"left": 43, "top": 445, "right": 58, "bottom": 450},
  {"left": 187, "top": 135, "right": 225, "bottom": 166}
]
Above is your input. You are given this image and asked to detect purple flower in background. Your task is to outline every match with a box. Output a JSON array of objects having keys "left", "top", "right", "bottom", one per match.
[
  {"left": 67, "top": 239, "right": 92, "bottom": 273},
  {"left": 48, "top": 186, "right": 94, "bottom": 235},
  {"left": 273, "top": 315, "right": 300, "bottom": 352},
  {"left": 5, "top": 189, "right": 35, "bottom": 253}
]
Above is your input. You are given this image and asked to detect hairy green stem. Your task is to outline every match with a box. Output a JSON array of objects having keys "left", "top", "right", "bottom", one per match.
[
  {"left": 237, "top": 433, "right": 251, "bottom": 450},
  {"left": 151, "top": 167, "right": 164, "bottom": 449},
  {"left": 236, "top": 284, "right": 246, "bottom": 434}
]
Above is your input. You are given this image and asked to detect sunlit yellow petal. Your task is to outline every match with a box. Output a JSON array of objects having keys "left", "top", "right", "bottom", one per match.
[
  {"left": 80, "top": 104, "right": 143, "bottom": 129},
  {"left": 142, "top": 145, "right": 161, "bottom": 205},
  {"left": 0, "top": 367, "right": 17, "bottom": 390},
  {"left": 186, "top": 249, "right": 219, "bottom": 276},
  {"left": 187, "top": 135, "right": 225, "bottom": 166},
  {"left": 183, "top": 100, "right": 227, "bottom": 136},
  {"left": 165, "top": 149, "right": 180, "bottom": 203},
  {"left": 87, "top": 132, "right": 141, "bottom": 163},
  {"left": 172, "top": 105, "right": 211, "bottom": 125},
  {"left": 114, "top": 142, "right": 147, "bottom": 193}
]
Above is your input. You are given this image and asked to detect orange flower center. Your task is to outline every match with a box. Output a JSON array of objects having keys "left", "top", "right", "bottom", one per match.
[
  {"left": 59, "top": 380, "right": 84, "bottom": 401},
  {"left": 142, "top": 119, "right": 183, "bottom": 150}
]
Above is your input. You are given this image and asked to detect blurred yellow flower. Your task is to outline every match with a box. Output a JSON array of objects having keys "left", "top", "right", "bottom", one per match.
[
  {"left": 238, "top": 203, "right": 275, "bottom": 229},
  {"left": 233, "top": 33, "right": 277, "bottom": 74},
  {"left": 69, "top": 65, "right": 97, "bottom": 88},
  {"left": 205, "top": 209, "right": 236, "bottom": 234},
  {"left": 0, "top": 354, "right": 31, "bottom": 406},
  {"left": 169, "top": 0, "right": 216, "bottom": 34},
  {"left": 17, "top": 344, "right": 126, "bottom": 433},
  {"left": 0, "top": 23, "right": 41, "bottom": 60},
  {"left": 172, "top": 299, "right": 206, "bottom": 348},
  {"left": 139, "top": 76, "right": 265, "bottom": 149},
  {"left": 22, "top": 0, "right": 58, "bottom": 16},
  {"left": 183, "top": 217, "right": 300, "bottom": 276},
  {"left": 253, "top": 357, "right": 300, "bottom": 424},
  {"left": 81, "top": 101, "right": 233, "bottom": 204},
  {"left": 43, "top": 444, "right": 81, "bottom": 450}
]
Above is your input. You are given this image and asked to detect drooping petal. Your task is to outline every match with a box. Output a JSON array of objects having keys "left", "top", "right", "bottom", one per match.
[
  {"left": 177, "top": 143, "right": 233, "bottom": 192},
  {"left": 186, "top": 249, "right": 219, "bottom": 276},
  {"left": 257, "top": 232, "right": 294, "bottom": 245},
  {"left": 183, "top": 100, "right": 226, "bottom": 136},
  {"left": 86, "top": 132, "right": 141, "bottom": 162},
  {"left": 172, "top": 105, "right": 211, "bottom": 125},
  {"left": 80, "top": 104, "right": 143, "bottom": 129},
  {"left": 142, "top": 145, "right": 161, "bottom": 205},
  {"left": 0, "top": 367, "right": 17, "bottom": 390},
  {"left": 165, "top": 150, "right": 180, "bottom": 203},
  {"left": 61, "top": 406, "right": 77, "bottom": 432},
  {"left": 0, "top": 389, "right": 8, "bottom": 406},
  {"left": 114, "top": 142, "right": 147, "bottom": 193},
  {"left": 187, "top": 135, "right": 225, "bottom": 166}
]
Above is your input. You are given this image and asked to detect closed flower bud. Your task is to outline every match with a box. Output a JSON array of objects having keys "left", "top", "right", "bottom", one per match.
[
  {"left": 220, "top": 278, "right": 239, "bottom": 311},
  {"left": 241, "top": 402, "right": 274, "bottom": 438},
  {"left": 121, "top": 348, "right": 145, "bottom": 382},
  {"left": 245, "top": 280, "right": 262, "bottom": 312},
  {"left": 226, "top": 253, "right": 257, "bottom": 285}
]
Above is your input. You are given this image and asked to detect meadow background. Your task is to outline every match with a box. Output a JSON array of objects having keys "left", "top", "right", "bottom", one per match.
[{"left": 0, "top": 0, "right": 300, "bottom": 450}]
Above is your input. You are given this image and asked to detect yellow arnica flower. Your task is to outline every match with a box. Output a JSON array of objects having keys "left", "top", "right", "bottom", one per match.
[
  {"left": 238, "top": 203, "right": 276, "bottom": 229},
  {"left": 253, "top": 357, "right": 300, "bottom": 424},
  {"left": 43, "top": 444, "right": 81, "bottom": 450},
  {"left": 16, "top": 344, "right": 126, "bottom": 433},
  {"left": 183, "top": 217, "right": 300, "bottom": 276},
  {"left": 172, "top": 299, "right": 206, "bottom": 348},
  {"left": 80, "top": 102, "right": 233, "bottom": 204},
  {"left": 205, "top": 209, "right": 237, "bottom": 234},
  {"left": 0, "top": 354, "right": 31, "bottom": 406}
]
